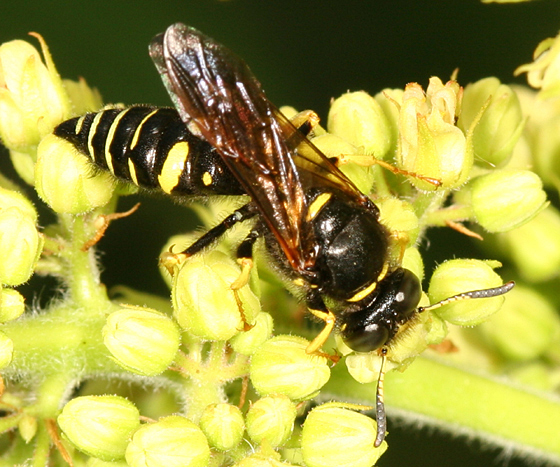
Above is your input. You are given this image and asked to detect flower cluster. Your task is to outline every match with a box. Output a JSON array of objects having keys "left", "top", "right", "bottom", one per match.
[{"left": 0, "top": 29, "right": 558, "bottom": 467}]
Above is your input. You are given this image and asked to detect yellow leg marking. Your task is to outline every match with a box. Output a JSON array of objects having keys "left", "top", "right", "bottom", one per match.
[
  {"left": 306, "top": 308, "right": 337, "bottom": 354},
  {"left": 391, "top": 231, "right": 410, "bottom": 263},
  {"left": 230, "top": 258, "right": 254, "bottom": 332},
  {"left": 230, "top": 258, "right": 253, "bottom": 290},
  {"left": 159, "top": 250, "right": 190, "bottom": 276}
]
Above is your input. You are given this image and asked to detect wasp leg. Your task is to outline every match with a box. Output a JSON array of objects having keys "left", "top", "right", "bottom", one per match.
[
  {"left": 160, "top": 202, "right": 258, "bottom": 274},
  {"left": 304, "top": 290, "right": 340, "bottom": 362},
  {"left": 230, "top": 227, "right": 260, "bottom": 290},
  {"left": 333, "top": 154, "right": 442, "bottom": 187},
  {"left": 288, "top": 109, "right": 321, "bottom": 137},
  {"left": 231, "top": 228, "right": 261, "bottom": 331}
]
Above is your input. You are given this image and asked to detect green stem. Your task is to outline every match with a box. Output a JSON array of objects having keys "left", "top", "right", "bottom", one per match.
[
  {"left": 60, "top": 214, "right": 107, "bottom": 308},
  {"left": 424, "top": 205, "right": 474, "bottom": 227},
  {"left": 32, "top": 423, "right": 50, "bottom": 467},
  {"left": 325, "top": 356, "right": 560, "bottom": 462}
]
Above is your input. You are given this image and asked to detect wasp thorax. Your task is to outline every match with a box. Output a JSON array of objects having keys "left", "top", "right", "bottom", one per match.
[{"left": 339, "top": 268, "right": 422, "bottom": 352}]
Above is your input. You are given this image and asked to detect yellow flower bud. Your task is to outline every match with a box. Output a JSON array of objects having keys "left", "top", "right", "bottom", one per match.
[
  {"left": 376, "top": 197, "right": 419, "bottom": 245},
  {"left": 458, "top": 77, "right": 524, "bottom": 168},
  {"left": 63, "top": 77, "right": 103, "bottom": 115},
  {"left": 172, "top": 250, "right": 260, "bottom": 341},
  {"left": 496, "top": 206, "right": 560, "bottom": 282},
  {"left": 397, "top": 78, "right": 470, "bottom": 190},
  {"left": 327, "top": 91, "right": 392, "bottom": 158},
  {"left": 58, "top": 395, "right": 140, "bottom": 461},
  {"left": 35, "top": 133, "right": 115, "bottom": 213},
  {"left": 0, "top": 206, "right": 42, "bottom": 286},
  {"left": 301, "top": 404, "right": 386, "bottom": 467},
  {"left": 199, "top": 403, "right": 245, "bottom": 451},
  {"left": 103, "top": 307, "right": 180, "bottom": 376},
  {"left": 246, "top": 395, "right": 297, "bottom": 447},
  {"left": 229, "top": 311, "right": 273, "bottom": 356},
  {"left": 0, "top": 288, "right": 25, "bottom": 322},
  {"left": 250, "top": 335, "right": 330, "bottom": 400},
  {"left": 0, "top": 186, "right": 37, "bottom": 221},
  {"left": 480, "top": 286, "right": 560, "bottom": 362},
  {"left": 125, "top": 415, "right": 209, "bottom": 467},
  {"left": 428, "top": 259, "right": 507, "bottom": 326},
  {"left": 0, "top": 35, "right": 70, "bottom": 152},
  {"left": 515, "top": 33, "right": 560, "bottom": 100},
  {"left": 375, "top": 88, "right": 404, "bottom": 156},
  {"left": 470, "top": 169, "right": 547, "bottom": 232}
]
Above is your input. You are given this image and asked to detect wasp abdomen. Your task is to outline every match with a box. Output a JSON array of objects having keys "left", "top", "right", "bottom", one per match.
[{"left": 53, "top": 106, "right": 245, "bottom": 196}]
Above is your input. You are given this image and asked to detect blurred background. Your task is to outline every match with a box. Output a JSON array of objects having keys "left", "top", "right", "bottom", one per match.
[{"left": 1, "top": 1, "right": 559, "bottom": 465}]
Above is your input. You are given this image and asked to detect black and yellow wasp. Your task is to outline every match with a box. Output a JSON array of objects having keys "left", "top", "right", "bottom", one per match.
[{"left": 53, "top": 23, "right": 514, "bottom": 445}]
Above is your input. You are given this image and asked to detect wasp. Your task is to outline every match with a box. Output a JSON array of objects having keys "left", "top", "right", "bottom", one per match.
[{"left": 53, "top": 23, "right": 514, "bottom": 446}]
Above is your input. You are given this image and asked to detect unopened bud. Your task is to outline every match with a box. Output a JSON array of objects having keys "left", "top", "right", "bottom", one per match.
[
  {"left": 0, "top": 206, "right": 42, "bottom": 286},
  {"left": 0, "top": 288, "right": 25, "bottom": 322},
  {"left": 103, "top": 307, "right": 180, "bottom": 376},
  {"left": 230, "top": 311, "right": 273, "bottom": 356},
  {"left": 328, "top": 91, "right": 392, "bottom": 158},
  {"left": 172, "top": 250, "right": 260, "bottom": 341},
  {"left": 125, "top": 415, "right": 209, "bottom": 467},
  {"left": 250, "top": 335, "right": 330, "bottom": 400},
  {"left": 496, "top": 206, "right": 560, "bottom": 282},
  {"left": 428, "top": 259, "right": 508, "bottom": 326},
  {"left": 35, "top": 134, "right": 115, "bottom": 213},
  {"left": 480, "top": 286, "right": 560, "bottom": 362},
  {"left": 459, "top": 77, "right": 524, "bottom": 168},
  {"left": 199, "top": 403, "right": 245, "bottom": 451},
  {"left": 301, "top": 404, "right": 386, "bottom": 467},
  {"left": 246, "top": 395, "right": 297, "bottom": 447},
  {"left": 470, "top": 169, "right": 547, "bottom": 232},
  {"left": 58, "top": 395, "right": 140, "bottom": 461}
]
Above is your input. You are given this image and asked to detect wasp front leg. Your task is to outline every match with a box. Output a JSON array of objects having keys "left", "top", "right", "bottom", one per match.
[{"left": 304, "top": 289, "right": 340, "bottom": 362}]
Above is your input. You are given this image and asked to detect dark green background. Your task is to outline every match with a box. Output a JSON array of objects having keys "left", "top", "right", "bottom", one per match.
[{"left": 2, "top": 1, "right": 558, "bottom": 466}]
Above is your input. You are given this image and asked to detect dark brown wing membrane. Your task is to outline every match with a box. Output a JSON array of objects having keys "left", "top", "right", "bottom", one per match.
[
  {"left": 272, "top": 109, "right": 371, "bottom": 204},
  {"left": 149, "top": 23, "right": 369, "bottom": 273}
]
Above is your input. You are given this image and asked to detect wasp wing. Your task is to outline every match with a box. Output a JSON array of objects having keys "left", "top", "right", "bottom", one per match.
[{"left": 150, "top": 23, "right": 370, "bottom": 274}]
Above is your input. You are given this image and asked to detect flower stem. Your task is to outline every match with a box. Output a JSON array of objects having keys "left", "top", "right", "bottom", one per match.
[{"left": 326, "top": 356, "right": 560, "bottom": 462}]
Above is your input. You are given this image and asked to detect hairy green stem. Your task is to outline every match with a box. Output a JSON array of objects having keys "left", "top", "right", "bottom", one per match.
[{"left": 326, "top": 356, "right": 560, "bottom": 463}]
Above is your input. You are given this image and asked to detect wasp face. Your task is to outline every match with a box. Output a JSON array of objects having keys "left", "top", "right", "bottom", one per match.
[{"left": 339, "top": 268, "right": 422, "bottom": 353}]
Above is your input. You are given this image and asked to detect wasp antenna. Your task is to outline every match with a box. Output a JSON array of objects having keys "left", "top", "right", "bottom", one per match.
[
  {"left": 374, "top": 347, "right": 388, "bottom": 447},
  {"left": 418, "top": 280, "right": 515, "bottom": 313}
]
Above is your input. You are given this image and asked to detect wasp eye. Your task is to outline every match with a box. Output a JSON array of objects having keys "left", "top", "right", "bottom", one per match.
[
  {"left": 342, "top": 320, "right": 390, "bottom": 353},
  {"left": 340, "top": 268, "right": 422, "bottom": 353},
  {"left": 393, "top": 268, "right": 422, "bottom": 321}
]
